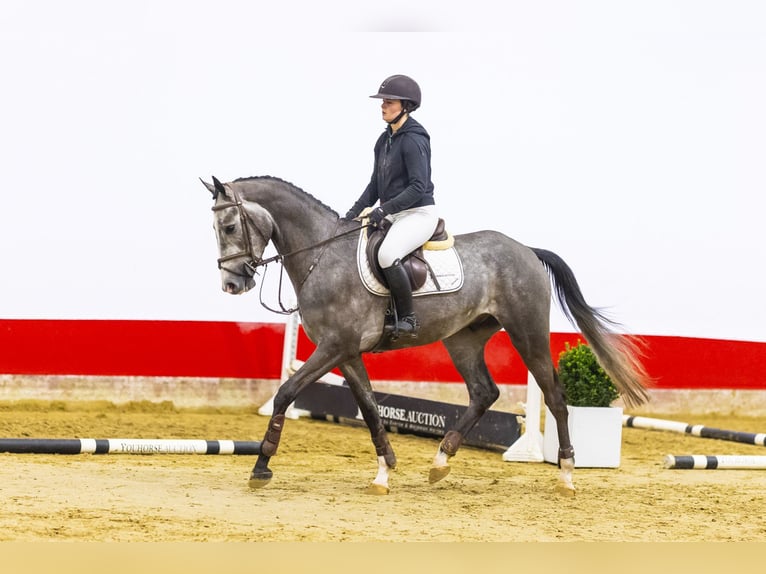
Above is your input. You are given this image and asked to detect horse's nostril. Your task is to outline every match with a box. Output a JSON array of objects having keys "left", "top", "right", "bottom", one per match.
[{"left": 225, "top": 282, "right": 238, "bottom": 293}]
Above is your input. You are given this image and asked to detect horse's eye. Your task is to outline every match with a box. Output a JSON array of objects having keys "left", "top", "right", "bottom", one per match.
[{"left": 224, "top": 224, "right": 236, "bottom": 234}]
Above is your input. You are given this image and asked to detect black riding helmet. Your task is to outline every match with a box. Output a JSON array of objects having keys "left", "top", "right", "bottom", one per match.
[{"left": 370, "top": 75, "right": 421, "bottom": 121}]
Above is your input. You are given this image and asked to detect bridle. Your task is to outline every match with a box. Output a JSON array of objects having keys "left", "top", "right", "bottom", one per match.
[
  {"left": 211, "top": 183, "right": 371, "bottom": 314},
  {"left": 211, "top": 185, "right": 270, "bottom": 281}
]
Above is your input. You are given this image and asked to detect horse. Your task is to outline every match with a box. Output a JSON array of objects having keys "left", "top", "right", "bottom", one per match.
[{"left": 201, "top": 175, "right": 650, "bottom": 496}]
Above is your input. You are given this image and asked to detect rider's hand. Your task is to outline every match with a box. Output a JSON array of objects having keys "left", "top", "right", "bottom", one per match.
[{"left": 369, "top": 207, "right": 387, "bottom": 226}]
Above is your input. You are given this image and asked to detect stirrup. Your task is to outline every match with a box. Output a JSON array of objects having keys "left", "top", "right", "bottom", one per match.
[{"left": 395, "top": 314, "right": 419, "bottom": 337}]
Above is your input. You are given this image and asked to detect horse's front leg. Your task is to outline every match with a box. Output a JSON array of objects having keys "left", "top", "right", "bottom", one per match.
[
  {"left": 249, "top": 346, "right": 343, "bottom": 489},
  {"left": 340, "top": 357, "right": 396, "bottom": 495}
]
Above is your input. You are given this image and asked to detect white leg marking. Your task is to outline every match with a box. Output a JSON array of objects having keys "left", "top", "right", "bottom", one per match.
[
  {"left": 433, "top": 448, "right": 449, "bottom": 469},
  {"left": 372, "top": 455, "right": 390, "bottom": 489},
  {"left": 557, "top": 457, "right": 576, "bottom": 495}
]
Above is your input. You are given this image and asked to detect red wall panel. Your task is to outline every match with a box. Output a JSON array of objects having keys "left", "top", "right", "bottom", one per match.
[
  {"left": 0, "top": 319, "right": 282, "bottom": 379},
  {"left": 1, "top": 319, "right": 764, "bottom": 390}
]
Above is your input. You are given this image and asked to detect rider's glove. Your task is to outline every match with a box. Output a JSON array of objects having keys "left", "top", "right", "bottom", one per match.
[{"left": 369, "top": 206, "right": 387, "bottom": 226}]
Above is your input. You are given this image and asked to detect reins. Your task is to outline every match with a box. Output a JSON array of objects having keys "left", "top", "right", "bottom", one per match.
[
  {"left": 256, "top": 221, "right": 369, "bottom": 315},
  {"left": 258, "top": 222, "right": 368, "bottom": 268}
]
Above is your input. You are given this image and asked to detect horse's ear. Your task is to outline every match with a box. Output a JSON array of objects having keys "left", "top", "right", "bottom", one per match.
[
  {"left": 212, "top": 176, "right": 227, "bottom": 200},
  {"left": 200, "top": 177, "right": 216, "bottom": 197},
  {"left": 200, "top": 176, "right": 227, "bottom": 200}
]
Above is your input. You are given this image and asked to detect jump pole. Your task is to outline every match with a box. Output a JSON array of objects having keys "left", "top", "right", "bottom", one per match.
[
  {"left": 623, "top": 415, "right": 766, "bottom": 447},
  {"left": 0, "top": 438, "right": 261, "bottom": 455},
  {"left": 664, "top": 454, "right": 766, "bottom": 470}
]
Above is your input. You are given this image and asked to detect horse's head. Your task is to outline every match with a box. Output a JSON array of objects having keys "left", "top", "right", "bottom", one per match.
[{"left": 201, "top": 176, "right": 274, "bottom": 294}]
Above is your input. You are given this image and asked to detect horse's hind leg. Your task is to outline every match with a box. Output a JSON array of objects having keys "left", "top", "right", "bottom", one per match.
[
  {"left": 430, "top": 324, "right": 500, "bottom": 483},
  {"left": 506, "top": 328, "right": 576, "bottom": 496},
  {"left": 340, "top": 357, "right": 396, "bottom": 495}
]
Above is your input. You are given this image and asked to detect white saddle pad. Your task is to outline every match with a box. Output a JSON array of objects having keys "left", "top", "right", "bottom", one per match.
[{"left": 356, "top": 228, "right": 464, "bottom": 297}]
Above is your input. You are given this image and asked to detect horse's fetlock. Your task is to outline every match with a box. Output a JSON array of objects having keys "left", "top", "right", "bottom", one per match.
[
  {"left": 558, "top": 446, "right": 575, "bottom": 460},
  {"left": 440, "top": 430, "right": 464, "bottom": 457},
  {"left": 558, "top": 446, "right": 575, "bottom": 468},
  {"left": 373, "top": 430, "right": 396, "bottom": 468},
  {"left": 260, "top": 441, "right": 277, "bottom": 457}
]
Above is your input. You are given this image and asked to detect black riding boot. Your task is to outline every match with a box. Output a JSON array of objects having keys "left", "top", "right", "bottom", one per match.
[{"left": 382, "top": 259, "right": 419, "bottom": 338}]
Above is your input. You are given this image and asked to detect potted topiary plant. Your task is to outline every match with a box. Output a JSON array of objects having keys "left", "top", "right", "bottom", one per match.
[{"left": 543, "top": 341, "right": 624, "bottom": 468}]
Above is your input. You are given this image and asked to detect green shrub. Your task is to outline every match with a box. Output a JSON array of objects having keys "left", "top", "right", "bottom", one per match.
[{"left": 557, "top": 341, "right": 619, "bottom": 407}]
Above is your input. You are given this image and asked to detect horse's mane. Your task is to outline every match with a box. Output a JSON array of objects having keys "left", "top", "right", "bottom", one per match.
[{"left": 233, "top": 175, "right": 339, "bottom": 216}]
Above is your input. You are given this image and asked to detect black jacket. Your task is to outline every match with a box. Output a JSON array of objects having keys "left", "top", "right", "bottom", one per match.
[{"left": 348, "top": 117, "right": 435, "bottom": 217}]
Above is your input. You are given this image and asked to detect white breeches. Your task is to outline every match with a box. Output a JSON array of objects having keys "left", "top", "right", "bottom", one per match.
[{"left": 377, "top": 205, "right": 439, "bottom": 268}]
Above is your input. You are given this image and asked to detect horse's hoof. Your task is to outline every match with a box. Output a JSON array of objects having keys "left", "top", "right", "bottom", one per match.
[
  {"left": 428, "top": 465, "right": 451, "bottom": 484},
  {"left": 556, "top": 482, "right": 576, "bottom": 497},
  {"left": 248, "top": 476, "right": 272, "bottom": 489},
  {"left": 365, "top": 483, "right": 390, "bottom": 495},
  {"left": 248, "top": 469, "right": 273, "bottom": 490}
]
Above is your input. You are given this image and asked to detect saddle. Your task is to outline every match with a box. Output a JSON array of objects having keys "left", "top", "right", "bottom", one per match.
[{"left": 365, "top": 218, "right": 452, "bottom": 290}]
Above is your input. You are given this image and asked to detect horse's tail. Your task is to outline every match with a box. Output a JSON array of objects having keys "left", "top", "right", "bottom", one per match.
[{"left": 531, "top": 247, "right": 651, "bottom": 408}]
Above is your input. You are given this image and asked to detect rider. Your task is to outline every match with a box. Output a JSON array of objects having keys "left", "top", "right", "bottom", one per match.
[{"left": 345, "top": 74, "right": 438, "bottom": 338}]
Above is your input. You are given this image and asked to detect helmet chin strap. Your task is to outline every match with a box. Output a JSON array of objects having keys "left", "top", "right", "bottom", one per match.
[{"left": 388, "top": 108, "right": 409, "bottom": 127}]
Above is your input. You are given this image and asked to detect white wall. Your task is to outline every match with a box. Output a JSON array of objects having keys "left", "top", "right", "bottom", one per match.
[{"left": 1, "top": 1, "right": 764, "bottom": 342}]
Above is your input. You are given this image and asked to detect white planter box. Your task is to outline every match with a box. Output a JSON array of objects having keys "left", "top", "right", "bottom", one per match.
[{"left": 543, "top": 405, "right": 623, "bottom": 468}]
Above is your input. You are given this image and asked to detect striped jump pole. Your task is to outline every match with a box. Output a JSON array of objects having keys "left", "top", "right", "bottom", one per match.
[
  {"left": 623, "top": 415, "right": 766, "bottom": 447},
  {"left": 0, "top": 438, "right": 261, "bottom": 455},
  {"left": 664, "top": 454, "right": 766, "bottom": 470}
]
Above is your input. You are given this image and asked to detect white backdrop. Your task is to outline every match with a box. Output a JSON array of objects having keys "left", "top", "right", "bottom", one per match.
[{"left": 1, "top": 1, "right": 764, "bottom": 342}]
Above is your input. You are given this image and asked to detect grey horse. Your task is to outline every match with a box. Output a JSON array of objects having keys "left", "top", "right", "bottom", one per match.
[{"left": 202, "top": 175, "right": 650, "bottom": 495}]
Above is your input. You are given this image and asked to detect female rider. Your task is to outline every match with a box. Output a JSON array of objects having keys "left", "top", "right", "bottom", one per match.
[{"left": 345, "top": 74, "right": 438, "bottom": 338}]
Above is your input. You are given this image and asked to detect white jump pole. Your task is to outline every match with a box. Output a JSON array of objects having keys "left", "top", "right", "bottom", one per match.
[{"left": 502, "top": 371, "right": 544, "bottom": 462}]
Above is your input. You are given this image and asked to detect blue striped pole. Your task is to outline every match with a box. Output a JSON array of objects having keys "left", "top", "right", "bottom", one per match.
[
  {"left": 0, "top": 438, "right": 261, "bottom": 455},
  {"left": 623, "top": 415, "right": 766, "bottom": 446},
  {"left": 664, "top": 454, "right": 766, "bottom": 469}
]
